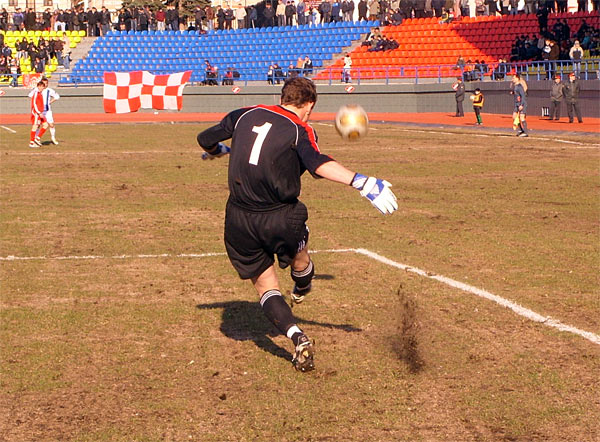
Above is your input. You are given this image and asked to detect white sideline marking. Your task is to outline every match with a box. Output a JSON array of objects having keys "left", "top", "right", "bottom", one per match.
[
  {"left": 0, "top": 252, "right": 226, "bottom": 261},
  {"left": 1, "top": 126, "right": 17, "bottom": 133},
  {"left": 7, "top": 150, "right": 196, "bottom": 156},
  {"left": 351, "top": 248, "right": 600, "bottom": 346},
  {"left": 1, "top": 248, "right": 598, "bottom": 346},
  {"left": 394, "top": 128, "right": 600, "bottom": 148},
  {"left": 309, "top": 124, "right": 599, "bottom": 148}
]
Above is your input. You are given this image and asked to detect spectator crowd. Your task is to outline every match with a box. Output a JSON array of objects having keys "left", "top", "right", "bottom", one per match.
[
  {"left": 1, "top": 0, "right": 598, "bottom": 34},
  {"left": 0, "top": 31, "right": 71, "bottom": 85}
]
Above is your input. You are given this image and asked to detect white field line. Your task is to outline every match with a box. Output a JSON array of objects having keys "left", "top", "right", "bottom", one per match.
[
  {"left": 6, "top": 150, "right": 198, "bottom": 156},
  {"left": 351, "top": 248, "right": 600, "bottom": 346},
  {"left": 1, "top": 248, "right": 598, "bottom": 346},
  {"left": 393, "top": 128, "right": 600, "bottom": 148},
  {"left": 1, "top": 125, "right": 17, "bottom": 133},
  {"left": 289, "top": 127, "right": 587, "bottom": 148},
  {"left": 0, "top": 252, "right": 227, "bottom": 261}
]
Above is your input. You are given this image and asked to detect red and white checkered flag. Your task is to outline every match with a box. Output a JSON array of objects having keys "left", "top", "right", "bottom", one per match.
[{"left": 103, "top": 70, "right": 192, "bottom": 113}]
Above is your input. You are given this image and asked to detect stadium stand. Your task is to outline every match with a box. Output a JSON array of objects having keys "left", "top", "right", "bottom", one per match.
[
  {"left": 40, "top": 10, "right": 599, "bottom": 86},
  {"left": 59, "top": 21, "right": 376, "bottom": 85},
  {"left": 316, "top": 11, "right": 599, "bottom": 81},
  {"left": 0, "top": 29, "right": 85, "bottom": 85}
]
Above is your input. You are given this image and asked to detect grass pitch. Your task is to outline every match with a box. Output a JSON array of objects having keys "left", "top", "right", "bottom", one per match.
[{"left": 1, "top": 123, "right": 599, "bottom": 441}]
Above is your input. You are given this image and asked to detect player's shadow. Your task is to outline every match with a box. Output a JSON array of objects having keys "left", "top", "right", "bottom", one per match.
[{"left": 196, "top": 298, "right": 361, "bottom": 363}]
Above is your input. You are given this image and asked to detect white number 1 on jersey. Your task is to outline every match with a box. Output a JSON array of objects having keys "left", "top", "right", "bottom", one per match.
[{"left": 249, "top": 122, "right": 272, "bottom": 165}]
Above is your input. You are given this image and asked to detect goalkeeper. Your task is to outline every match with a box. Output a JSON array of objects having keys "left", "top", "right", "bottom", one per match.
[{"left": 197, "top": 77, "right": 397, "bottom": 373}]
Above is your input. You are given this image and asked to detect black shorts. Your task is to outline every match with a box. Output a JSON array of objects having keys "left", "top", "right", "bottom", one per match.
[{"left": 224, "top": 200, "right": 309, "bottom": 280}]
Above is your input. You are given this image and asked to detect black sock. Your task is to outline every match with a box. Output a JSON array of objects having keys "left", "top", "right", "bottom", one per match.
[
  {"left": 260, "top": 290, "right": 296, "bottom": 336},
  {"left": 521, "top": 120, "right": 528, "bottom": 133},
  {"left": 291, "top": 260, "right": 314, "bottom": 292}
]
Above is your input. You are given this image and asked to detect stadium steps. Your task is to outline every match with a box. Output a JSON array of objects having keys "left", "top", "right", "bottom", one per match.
[
  {"left": 49, "top": 37, "right": 95, "bottom": 88},
  {"left": 70, "top": 37, "right": 96, "bottom": 66},
  {"left": 320, "top": 38, "right": 367, "bottom": 69}
]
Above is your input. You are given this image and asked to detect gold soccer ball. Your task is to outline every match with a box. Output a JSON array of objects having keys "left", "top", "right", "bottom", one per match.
[{"left": 335, "top": 104, "right": 369, "bottom": 141}]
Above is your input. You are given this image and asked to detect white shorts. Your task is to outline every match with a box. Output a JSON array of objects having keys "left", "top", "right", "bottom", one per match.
[{"left": 43, "top": 110, "right": 54, "bottom": 124}]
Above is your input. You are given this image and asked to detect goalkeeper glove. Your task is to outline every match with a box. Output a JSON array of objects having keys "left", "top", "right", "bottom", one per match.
[
  {"left": 351, "top": 173, "right": 398, "bottom": 215},
  {"left": 201, "top": 143, "right": 231, "bottom": 160}
]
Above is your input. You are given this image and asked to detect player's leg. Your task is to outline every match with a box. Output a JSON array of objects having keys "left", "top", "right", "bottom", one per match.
[
  {"left": 518, "top": 112, "right": 529, "bottom": 136},
  {"left": 45, "top": 111, "right": 58, "bottom": 144},
  {"left": 29, "top": 123, "right": 39, "bottom": 147},
  {"left": 48, "top": 123, "right": 58, "bottom": 144},
  {"left": 252, "top": 266, "right": 315, "bottom": 372},
  {"left": 225, "top": 202, "right": 314, "bottom": 371},
  {"left": 30, "top": 114, "right": 41, "bottom": 147},
  {"left": 512, "top": 110, "right": 521, "bottom": 133},
  {"left": 37, "top": 121, "right": 48, "bottom": 143},
  {"left": 290, "top": 246, "right": 314, "bottom": 304}
]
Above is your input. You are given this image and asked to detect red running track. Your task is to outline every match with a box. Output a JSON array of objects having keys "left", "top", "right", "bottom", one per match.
[{"left": 1, "top": 112, "right": 598, "bottom": 134}]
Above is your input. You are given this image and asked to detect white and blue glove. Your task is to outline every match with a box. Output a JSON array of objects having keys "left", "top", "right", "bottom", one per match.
[
  {"left": 201, "top": 142, "right": 231, "bottom": 160},
  {"left": 351, "top": 173, "right": 398, "bottom": 215}
]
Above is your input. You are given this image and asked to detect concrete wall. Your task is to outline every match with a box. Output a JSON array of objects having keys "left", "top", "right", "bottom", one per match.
[{"left": 1, "top": 80, "right": 598, "bottom": 118}]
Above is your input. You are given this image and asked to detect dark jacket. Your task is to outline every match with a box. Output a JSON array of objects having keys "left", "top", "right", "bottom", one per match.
[
  {"left": 550, "top": 81, "right": 564, "bottom": 101},
  {"left": 563, "top": 79, "right": 580, "bottom": 103},
  {"left": 454, "top": 81, "right": 465, "bottom": 101}
]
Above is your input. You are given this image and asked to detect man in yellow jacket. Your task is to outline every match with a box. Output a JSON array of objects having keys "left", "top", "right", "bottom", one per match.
[{"left": 470, "top": 88, "right": 485, "bottom": 125}]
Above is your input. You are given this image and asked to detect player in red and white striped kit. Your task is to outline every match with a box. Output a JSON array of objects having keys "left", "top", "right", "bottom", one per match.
[
  {"left": 28, "top": 77, "right": 60, "bottom": 145},
  {"left": 29, "top": 81, "right": 48, "bottom": 148}
]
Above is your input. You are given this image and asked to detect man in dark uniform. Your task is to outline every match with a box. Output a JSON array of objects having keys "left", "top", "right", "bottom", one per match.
[
  {"left": 453, "top": 77, "right": 465, "bottom": 117},
  {"left": 563, "top": 72, "right": 583, "bottom": 123},
  {"left": 196, "top": 78, "right": 397, "bottom": 372}
]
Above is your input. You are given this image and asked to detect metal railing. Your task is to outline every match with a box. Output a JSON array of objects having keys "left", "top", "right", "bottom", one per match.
[{"left": 3, "top": 58, "right": 597, "bottom": 88}]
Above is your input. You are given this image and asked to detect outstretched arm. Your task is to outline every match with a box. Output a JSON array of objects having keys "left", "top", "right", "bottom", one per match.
[
  {"left": 314, "top": 160, "right": 355, "bottom": 185},
  {"left": 315, "top": 160, "right": 398, "bottom": 215}
]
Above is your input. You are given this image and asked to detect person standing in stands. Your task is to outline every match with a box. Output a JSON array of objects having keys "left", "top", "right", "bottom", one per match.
[
  {"left": 248, "top": 5, "right": 257, "bottom": 28},
  {"left": 24, "top": 8, "right": 36, "bottom": 31},
  {"left": 263, "top": 3, "right": 276, "bottom": 27},
  {"left": 205, "top": 6, "right": 215, "bottom": 31},
  {"left": 137, "top": 7, "right": 149, "bottom": 32},
  {"left": 154, "top": 8, "right": 166, "bottom": 31},
  {"left": 216, "top": 5, "right": 225, "bottom": 30},
  {"left": 563, "top": 72, "right": 583, "bottom": 123},
  {"left": 320, "top": 0, "right": 333, "bottom": 23},
  {"left": 173, "top": 5, "right": 181, "bottom": 30},
  {"left": 358, "top": 0, "right": 369, "bottom": 20},
  {"left": 235, "top": 4, "right": 246, "bottom": 29},
  {"left": 453, "top": 77, "right": 465, "bottom": 117},
  {"left": 569, "top": 40, "right": 583, "bottom": 76},
  {"left": 100, "top": 6, "right": 111, "bottom": 36},
  {"left": 297, "top": 0, "right": 306, "bottom": 25},
  {"left": 225, "top": 5, "right": 235, "bottom": 30},
  {"left": 277, "top": 1, "right": 286, "bottom": 26},
  {"left": 285, "top": 1, "right": 296, "bottom": 26}
]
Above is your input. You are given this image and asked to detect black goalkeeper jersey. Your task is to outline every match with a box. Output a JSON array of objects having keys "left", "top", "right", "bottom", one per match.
[{"left": 198, "top": 104, "right": 333, "bottom": 211}]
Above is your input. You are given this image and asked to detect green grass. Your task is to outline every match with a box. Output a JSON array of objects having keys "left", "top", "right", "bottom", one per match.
[{"left": 1, "top": 123, "right": 599, "bottom": 441}]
